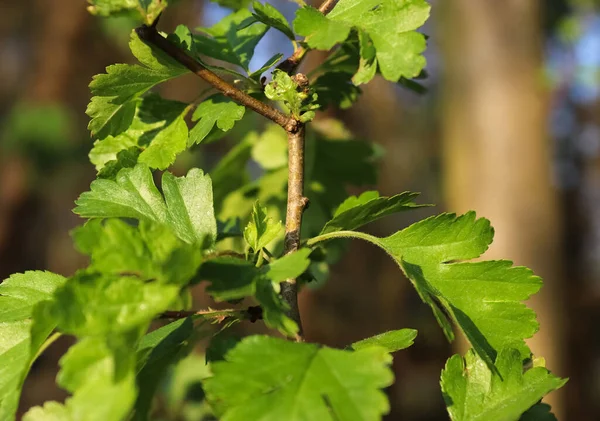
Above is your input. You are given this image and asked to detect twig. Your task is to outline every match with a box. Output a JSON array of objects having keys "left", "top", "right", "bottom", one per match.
[
  {"left": 277, "top": 0, "right": 339, "bottom": 74},
  {"left": 135, "top": 25, "right": 298, "bottom": 133},
  {"left": 159, "top": 306, "right": 263, "bottom": 323},
  {"left": 281, "top": 125, "right": 309, "bottom": 340}
]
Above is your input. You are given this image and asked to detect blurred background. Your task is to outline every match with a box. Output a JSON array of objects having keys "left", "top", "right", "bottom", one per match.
[{"left": 1, "top": 0, "right": 599, "bottom": 419}]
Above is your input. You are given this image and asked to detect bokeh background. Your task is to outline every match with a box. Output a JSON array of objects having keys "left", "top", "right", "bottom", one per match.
[{"left": 1, "top": 0, "right": 599, "bottom": 419}]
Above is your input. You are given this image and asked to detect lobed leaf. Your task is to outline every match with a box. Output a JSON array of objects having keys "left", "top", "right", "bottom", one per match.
[
  {"left": 198, "top": 249, "right": 311, "bottom": 335},
  {"left": 87, "top": 32, "right": 187, "bottom": 139},
  {"left": 87, "top": 0, "right": 168, "bottom": 24},
  {"left": 51, "top": 272, "right": 179, "bottom": 336},
  {"left": 74, "top": 164, "right": 217, "bottom": 247},
  {"left": 321, "top": 191, "right": 423, "bottom": 234},
  {"left": 72, "top": 219, "right": 203, "bottom": 285},
  {"left": 0, "top": 271, "right": 66, "bottom": 420},
  {"left": 252, "top": 1, "right": 295, "bottom": 40},
  {"left": 189, "top": 95, "right": 246, "bottom": 146},
  {"left": 243, "top": 201, "right": 283, "bottom": 251},
  {"left": 204, "top": 335, "right": 393, "bottom": 421},
  {"left": 311, "top": 212, "right": 543, "bottom": 368},
  {"left": 193, "top": 9, "right": 267, "bottom": 71},
  {"left": 293, "top": 0, "right": 430, "bottom": 83},
  {"left": 441, "top": 348, "right": 566, "bottom": 421}
]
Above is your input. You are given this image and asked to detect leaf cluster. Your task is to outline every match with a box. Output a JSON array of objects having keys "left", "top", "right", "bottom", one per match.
[{"left": 1, "top": 1, "right": 567, "bottom": 421}]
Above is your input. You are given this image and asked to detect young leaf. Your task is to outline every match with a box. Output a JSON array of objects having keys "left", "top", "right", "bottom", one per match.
[
  {"left": 244, "top": 201, "right": 283, "bottom": 251},
  {"left": 55, "top": 336, "right": 138, "bottom": 421},
  {"left": 265, "top": 70, "right": 319, "bottom": 121},
  {"left": 74, "top": 163, "right": 168, "bottom": 223},
  {"left": 0, "top": 271, "right": 66, "bottom": 421},
  {"left": 293, "top": 6, "right": 350, "bottom": 50},
  {"left": 193, "top": 9, "right": 268, "bottom": 71},
  {"left": 249, "top": 53, "right": 284, "bottom": 80},
  {"left": 204, "top": 335, "right": 393, "bottom": 420},
  {"left": 87, "top": 0, "right": 168, "bottom": 24},
  {"left": 353, "top": 30, "right": 378, "bottom": 85},
  {"left": 87, "top": 32, "right": 187, "bottom": 139},
  {"left": 72, "top": 219, "right": 203, "bottom": 286},
  {"left": 441, "top": 348, "right": 567, "bottom": 421},
  {"left": 293, "top": 0, "right": 430, "bottom": 83},
  {"left": 309, "top": 212, "right": 542, "bottom": 368},
  {"left": 162, "top": 168, "right": 218, "bottom": 246},
  {"left": 51, "top": 272, "right": 179, "bottom": 336},
  {"left": 252, "top": 1, "right": 295, "bottom": 40},
  {"left": 22, "top": 401, "right": 70, "bottom": 421},
  {"left": 199, "top": 250, "right": 311, "bottom": 335},
  {"left": 321, "top": 191, "right": 423, "bottom": 234},
  {"left": 91, "top": 94, "right": 191, "bottom": 172},
  {"left": 74, "top": 164, "right": 218, "bottom": 247},
  {"left": 189, "top": 95, "right": 246, "bottom": 146},
  {"left": 351, "top": 329, "right": 417, "bottom": 353}
]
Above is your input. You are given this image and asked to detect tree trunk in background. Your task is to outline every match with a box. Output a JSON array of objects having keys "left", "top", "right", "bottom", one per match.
[{"left": 439, "top": 0, "right": 565, "bottom": 417}]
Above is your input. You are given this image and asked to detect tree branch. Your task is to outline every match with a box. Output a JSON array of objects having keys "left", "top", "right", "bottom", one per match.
[
  {"left": 281, "top": 124, "right": 309, "bottom": 341},
  {"left": 159, "top": 306, "right": 263, "bottom": 323},
  {"left": 277, "top": 0, "right": 339, "bottom": 74},
  {"left": 135, "top": 24, "right": 298, "bottom": 133}
]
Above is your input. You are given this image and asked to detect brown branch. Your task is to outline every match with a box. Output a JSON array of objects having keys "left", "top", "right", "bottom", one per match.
[
  {"left": 159, "top": 306, "right": 263, "bottom": 323},
  {"left": 277, "top": 0, "right": 339, "bottom": 74},
  {"left": 281, "top": 125, "right": 309, "bottom": 341},
  {"left": 135, "top": 25, "right": 298, "bottom": 133}
]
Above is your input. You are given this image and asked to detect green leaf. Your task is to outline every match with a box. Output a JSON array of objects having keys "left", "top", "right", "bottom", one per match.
[
  {"left": 208, "top": 0, "right": 251, "bottom": 9},
  {"left": 133, "top": 318, "right": 197, "bottom": 420},
  {"left": 520, "top": 403, "right": 558, "bottom": 421},
  {"left": 265, "top": 70, "right": 319, "bottom": 121},
  {"left": 56, "top": 336, "right": 138, "bottom": 421},
  {"left": 87, "top": 32, "right": 187, "bottom": 139},
  {"left": 351, "top": 329, "right": 417, "bottom": 353},
  {"left": 87, "top": 0, "right": 168, "bottom": 24},
  {"left": 189, "top": 95, "right": 246, "bottom": 146},
  {"left": 309, "top": 212, "right": 544, "bottom": 368},
  {"left": 193, "top": 9, "right": 268, "bottom": 71},
  {"left": 90, "top": 93, "right": 191, "bottom": 172},
  {"left": 293, "top": 0, "right": 430, "bottom": 82},
  {"left": 162, "top": 168, "right": 218, "bottom": 246},
  {"left": 252, "top": 1, "right": 295, "bottom": 40},
  {"left": 199, "top": 250, "right": 311, "bottom": 336},
  {"left": 360, "top": 0, "right": 429, "bottom": 82},
  {"left": 0, "top": 271, "right": 66, "bottom": 421},
  {"left": 261, "top": 248, "right": 312, "bottom": 283},
  {"left": 211, "top": 132, "right": 257, "bottom": 209},
  {"left": 321, "top": 191, "right": 423, "bottom": 234},
  {"left": 74, "top": 164, "right": 218, "bottom": 247},
  {"left": 249, "top": 53, "right": 284, "bottom": 80},
  {"left": 23, "top": 401, "right": 70, "bottom": 421},
  {"left": 74, "top": 163, "right": 168, "bottom": 223},
  {"left": 353, "top": 30, "right": 377, "bottom": 85},
  {"left": 312, "top": 72, "right": 362, "bottom": 110},
  {"left": 199, "top": 257, "right": 258, "bottom": 301},
  {"left": 441, "top": 348, "right": 567, "bottom": 421},
  {"left": 293, "top": 6, "right": 350, "bottom": 50},
  {"left": 244, "top": 201, "right": 283, "bottom": 251},
  {"left": 162, "top": 353, "right": 213, "bottom": 419},
  {"left": 251, "top": 124, "right": 288, "bottom": 170},
  {"left": 51, "top": 272, "right": 179, "bottom": 336},
  {"left": 72, "top": 219, "right": 202, "bottom": 285},
  {"left": 204, "top": 335, "right": 393, "bottom": 420}
]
